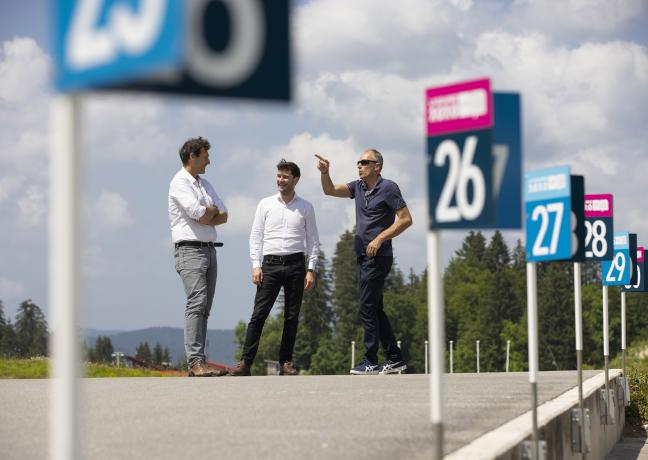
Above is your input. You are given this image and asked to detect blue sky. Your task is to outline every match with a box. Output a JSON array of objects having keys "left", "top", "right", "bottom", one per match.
[{"left": 1, "top": 0, "right": 647, "bottom": 331}]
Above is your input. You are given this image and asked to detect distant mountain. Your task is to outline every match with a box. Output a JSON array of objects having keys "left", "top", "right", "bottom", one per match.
[{"left": 85, "top": 327, "right": 236, "bottom": 365}]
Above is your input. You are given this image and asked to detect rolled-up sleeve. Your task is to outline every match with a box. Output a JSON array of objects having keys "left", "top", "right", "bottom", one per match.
[
  {"left": 171, "top": 177, "right": 205, "bottom": 220},
  {"left": 305, "top": 202, "right": 320, "bottom": 271}
]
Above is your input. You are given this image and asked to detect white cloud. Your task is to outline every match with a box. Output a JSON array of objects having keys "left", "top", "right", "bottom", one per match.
[
  {"left": 218, "top": 194, "right": 258, "bottom": 236},
  {"left": 513, "top": 0, "right": 647, "bottom": 34},
  {"left": 0, "top": 37, "right": 50, "bottom": 167},
  {"left": 17, "top": 185, "right": 45, "bottom": 226},
  {"left": 0, "top": 175, "right": 25, "bottom": 203},
  {"left": 88, "top": 191, "right": 133, "bottom": 230},
  {"left": 0, "top": 277, "right": 25, "bottom": 299},
  {"left": 0, "top": 37, "right": 49, "bottom": 103}
]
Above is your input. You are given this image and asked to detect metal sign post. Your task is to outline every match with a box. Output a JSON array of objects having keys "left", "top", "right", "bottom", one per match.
[
  {"left": 52, "top": 2, "right": 292, "bottom": 459},
  {"left": 621, "top": 291, "right": 626, "bottom": 392},
  {"left": 428, "top": 230, "right": 444, "bottom": 460},
  {"left": 601, "top": 231, "right": 637, "bottom": 420},
  {"left": 527, "top": 261, "right": 539, "bottom": 460},
  {"left": 573, "top": 262, "right": 585, "bottom": 456},
  {"left": 49, "top": 95, "right": 81, "bottom": 460},
  {"left": 506, "top": 340, "right": 511, "bottom": 372},
  {"left": 524, "top": 166, "right": 585, "bottom": 459},
  {"left": 425, "top": 78, "right": 522, "bottom": 459},
  {"left": 476, "top": 340, "right": 480, "bottom": 373}
]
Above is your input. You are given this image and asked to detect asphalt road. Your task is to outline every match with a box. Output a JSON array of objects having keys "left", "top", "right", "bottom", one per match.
[{"left": 0, "top": 370, "right": 603, "bottom": 459}]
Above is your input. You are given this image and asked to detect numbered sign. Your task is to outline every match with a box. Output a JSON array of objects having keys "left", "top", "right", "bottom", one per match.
[
  {"left": 623, "top": 247, "right": 646, "bottom": 292},
  {"left": 493, "top": 93, "right": 522, "bottom": 229},
  {"left": 584, "top": 194, "right": 614, "bottom": 260},
  {"left": 426, "top": 78, "right": 494, "bottom": 228},
  {"left": 54, "top": 0, "right": 183, "bottom": 90},
  {"left": 524, "top": 166, "right": 585, "bottom": 262},
  {"left": 602, "top": 232, "right": 637, "bottom": 286},
  {"left": 54, "top": 0, "right": 291, "bottom": 100}
]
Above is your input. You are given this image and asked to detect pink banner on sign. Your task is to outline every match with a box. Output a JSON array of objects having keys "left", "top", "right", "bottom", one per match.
[
  {"left": 638, "top": 247, "right": 644, "bottom": 263},
  {"left": 425, "top": 78, "right": 492, "bottom": 136},
  {"left": 584, "top": 194, "right": 613, "bottom": 217}
]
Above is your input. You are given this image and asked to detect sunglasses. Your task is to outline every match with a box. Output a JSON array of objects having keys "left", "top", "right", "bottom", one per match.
[{"left": 357, "top": 159, "right": 379, "bottom": 166}]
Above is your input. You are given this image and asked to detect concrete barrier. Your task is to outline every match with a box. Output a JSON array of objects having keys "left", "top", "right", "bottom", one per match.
[{"left": 447, "top": 370, "right": 625, "bottom": 459}]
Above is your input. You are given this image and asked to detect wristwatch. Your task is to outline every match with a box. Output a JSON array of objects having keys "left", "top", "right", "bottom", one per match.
[{"left": 307, "top": 269, "right": 316, "bottom": 274}]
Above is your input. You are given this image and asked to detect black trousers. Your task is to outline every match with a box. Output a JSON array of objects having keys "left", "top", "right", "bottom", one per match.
[
  {"left": 357, "top": 255, "right": 402, "bottom": 365},
  {"left": 241, "top": 257, "right": 305, "bottom": 365}
]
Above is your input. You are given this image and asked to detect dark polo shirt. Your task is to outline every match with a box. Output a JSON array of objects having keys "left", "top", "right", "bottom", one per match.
[{"left": 346, "top": 176, "right": 407, "bottom": 257}]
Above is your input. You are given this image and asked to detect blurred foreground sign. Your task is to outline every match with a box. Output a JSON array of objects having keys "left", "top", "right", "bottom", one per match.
[{"left": 54, "top": 0, "right": 290, "bottom": 100}]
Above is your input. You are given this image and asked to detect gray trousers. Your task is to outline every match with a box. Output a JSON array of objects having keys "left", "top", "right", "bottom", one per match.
[{"left": 175, "top": 246, "right": 217, "bottom": 367}]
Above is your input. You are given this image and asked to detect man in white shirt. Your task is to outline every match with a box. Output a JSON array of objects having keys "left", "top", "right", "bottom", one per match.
[
  {"left": 168, "top": 137, "right": 228, "bottom": 377},
  {"left": 230, "top": 160, "right": 320, "bottom": 376}
]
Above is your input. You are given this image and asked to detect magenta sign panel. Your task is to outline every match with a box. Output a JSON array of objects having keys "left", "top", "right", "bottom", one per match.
[
  {"left": 426, "top": 78, "right": 493, "bottom": 136},
  {"left": 584, "top": 194, "right": 613, "bottom": 218}
]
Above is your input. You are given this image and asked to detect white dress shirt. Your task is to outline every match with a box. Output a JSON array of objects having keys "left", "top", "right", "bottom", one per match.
[
  {"left": 249, "top": 193, "right": 320, "bottom": 270},
  {"left": 168, "top": 168, "right": 227, "bottom": 243}
]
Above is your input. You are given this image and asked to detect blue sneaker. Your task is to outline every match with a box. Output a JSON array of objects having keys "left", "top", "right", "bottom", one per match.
[
  {"left": 350, "top": 359, "right": 379, "bottom": 375},
  {"left": 378, "top": 360, "right": 407, "bottom": 375}
]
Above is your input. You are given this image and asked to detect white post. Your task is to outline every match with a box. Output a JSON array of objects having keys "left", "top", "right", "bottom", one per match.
[
  {"left": 622, "top": 291, "right": 628, "bottom": 405},
  {"left": 425, "top": 340, "right": 429, "bottom": 374},
  {"left": 476, "top": 340, "right": 480, "bottom": 373},
  {"left": 603, "top": 285, "right": 610, "bottom": 424},
  {"left": 428, "top": 231, "right": 444, "bottom": 460},
  {"left": 573, "top": 262, "right": 585, "bottom": 454},
  {"left": 49, "top": 95, "right": 81, "bottom": 460},
  {"left": 526, "top": 262, "right": 539, "bottom": 460},
  {"left": 449, "top": 340, "right": 454, "bottom": 374},
  {"left": 351, "top": 341, "right": 355, "bottom": 368},
  {"left": 506, "top": 340, "right": 510, "bottom": 373}
]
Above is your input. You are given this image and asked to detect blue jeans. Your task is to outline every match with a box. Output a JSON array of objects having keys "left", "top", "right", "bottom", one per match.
[
  {"left": 175, "top": 246, "right": 217, "bottom": 367},
  {"left": 357, "top": 255, "right": 402, "bottom": 364}
]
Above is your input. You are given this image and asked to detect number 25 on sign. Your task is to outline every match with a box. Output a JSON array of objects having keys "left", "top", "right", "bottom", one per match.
[{"left": 524, "top": 166, "right": 585, "bottom": 262}]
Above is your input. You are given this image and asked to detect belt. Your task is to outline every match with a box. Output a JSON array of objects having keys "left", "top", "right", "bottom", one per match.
[
  {"left": 263, "top": 253, "right": 305, "bottom": 264},
  {"left": 175, "top": 241, "right": 223, "bottom": 248}
]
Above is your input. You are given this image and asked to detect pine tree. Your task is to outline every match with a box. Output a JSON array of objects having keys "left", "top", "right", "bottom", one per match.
[
  {"left": 0, "top": 320, "right": 18, "bottom": 357},
  {"left": 331, "top": 229, "right": 360, "bottom": 352},
  {"left": 153, "top": 342, "right": 164, "bottom": 365},
  {"left": 0, "top": 300, "right": 5, "bottom": 351},
  {"left": 15, "top": 299, "right": 48, "bottom": 357},
  {"left": 94, "top": 336, "right": 114, "bottom": 363},
  {"left": 537, "top": 262, "right": 575, "bottom": 370},
  {"left": 163, "top": 346, "right": 172, "bottom": 365},
  {"left": 135, "top": 341, "right": 152, "bottom": 363},
  {"left": 294, "top": 251, "right": 334, "bottom": 371}
]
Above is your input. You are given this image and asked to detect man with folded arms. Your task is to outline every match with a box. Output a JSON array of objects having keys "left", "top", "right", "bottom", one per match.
[
  {"left": 230, "top": 160, "right": 320, "bottom": 376},
  {"left": 169, "top": 137, "right": 228, "bottom": 377},
  {"left": 315, "top": 149, "right": 412, "bottom": 375}
]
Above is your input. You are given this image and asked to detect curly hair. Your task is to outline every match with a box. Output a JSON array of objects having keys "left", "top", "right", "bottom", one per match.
[{"left": 179, "top": 137, "right": 211, "bottom": 165}]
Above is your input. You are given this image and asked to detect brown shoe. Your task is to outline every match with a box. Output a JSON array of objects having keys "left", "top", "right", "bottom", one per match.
[
  {"left": 188, "top": 361, "right": 216, "bottom": 377},
  {"left": 279, "top": 361, "right": 298, "bottom": 376},
  {"left": 205, "top": 363, "right": 229, "bottom": 377},
  {"left": 228, "top": 360, "right": 251, "bottom": 376}
]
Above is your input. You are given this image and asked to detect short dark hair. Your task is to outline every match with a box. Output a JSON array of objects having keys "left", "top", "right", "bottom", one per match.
[
  {"left": 277, "top": 159, "right": 300, "bottom": 177},
  {"left": 366, "top": 149, "right": 383, "bottom": 165},
  {"left": 179, "top": 137, "right": 210, "bottom": 165}
]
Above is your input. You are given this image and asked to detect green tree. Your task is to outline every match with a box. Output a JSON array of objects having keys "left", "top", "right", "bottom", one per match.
[
  {"left": 0, "top": 320, "right": 18, "bottom": 357},
  {"left": 294, "top": 251, "right": 334, "bottom": 371},
  {"left": 135, "top": 341, "right": 152, "bottom": 363},
  {"left": 331, "top": 230, "right": 363, "bottom": 374},
  {"left": 153, "top": 342, "right": 164, "bottom": 365},
  {"left": 537, "top": 262, "right": 576, "bottom": 370},
  {"left": 14, "top": 299, "right": 48, "bottom": 357},
  {"left": 93, "top": 336, "right": 114, "bottom": 363},
  {"left": 163, "top": 346, "right": 172, "bottom": 364}
]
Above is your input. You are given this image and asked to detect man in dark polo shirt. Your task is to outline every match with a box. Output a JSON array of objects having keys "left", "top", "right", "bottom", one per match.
[{"left": 315, "top": 149, "right": 412, "bottom": 375}]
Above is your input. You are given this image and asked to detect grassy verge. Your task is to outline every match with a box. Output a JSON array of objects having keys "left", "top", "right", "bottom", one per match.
[{"left": 0, "top": 358, "right": 184, "bottom": 378}]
